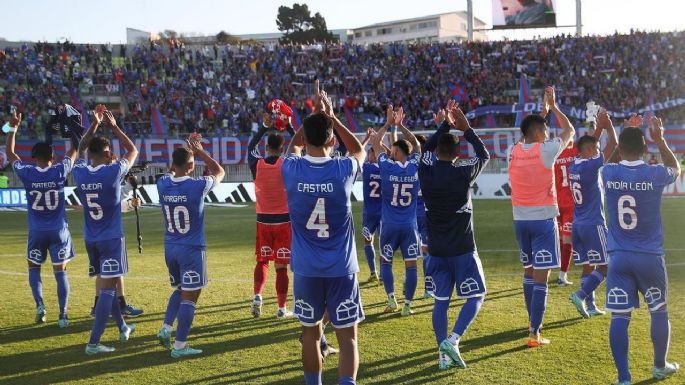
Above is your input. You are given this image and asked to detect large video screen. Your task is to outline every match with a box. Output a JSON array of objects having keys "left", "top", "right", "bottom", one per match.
[{"left": 492, "top": 0, "right": 557, "bottom": 29}]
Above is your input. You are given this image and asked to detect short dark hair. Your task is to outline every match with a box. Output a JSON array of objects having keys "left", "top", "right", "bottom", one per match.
[
  {"left": 302, "top": 112, "right": 333, "bottom": 147},
  {"left": 619, "top": 127, "right": 647, "bottom": 157},
  {"left": 172, "top": 147, "right": 193, "bottom": 167},
  {"left": 88, "top": 136, "right": 110, "bottom": 156},
  {"left": 437, "top": 133, "right": 460, "bottom": 158},
  {"left": 266, "top": 133, "right": 285, "bottom": 151},
  {"left": 415, "top": 134, "right": 427, "bottom": 146},
  {"left": 520, "top": 114, "right": 547, "bottom": 136},
  {"left": 31, "top": 142, "right": 53, "bottom": 162},
  {"left": 392, "top": 140, "right": 412, "bottom": 156},
  {"left": 576, "top": 135, "right": 598, "bottom": 152}
]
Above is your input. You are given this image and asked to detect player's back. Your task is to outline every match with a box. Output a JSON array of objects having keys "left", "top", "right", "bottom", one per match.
[
  {"left": 601, "top": 161, "right": 677, "bottom": 256},
  {"left": 73, "top": 159, "right": 128, "bottom": 241},
  {"left": 362, "top": 162, "right": 381, "bottom": 215},
  {"left": 569, "top": 154, "right": 604, "bottom": 225},
  {"left": 14, "top": 159, "right": 72, "bottom": 231},
  {"left": 554, "top": 145, "right": 577, "bottom": 208},
  {"left": 281, "top": 155, "right": 359, "bottom": 277},
  {"left": 378, "top": 153, "right": 420, "bottom": 225},
  {"left": 157, "top": 174, "right": 214, "bottom": 247}
]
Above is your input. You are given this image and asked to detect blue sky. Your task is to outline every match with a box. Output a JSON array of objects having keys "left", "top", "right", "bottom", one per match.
[{"left": 2, "top": 0, "right": 682, "bottom": 43}]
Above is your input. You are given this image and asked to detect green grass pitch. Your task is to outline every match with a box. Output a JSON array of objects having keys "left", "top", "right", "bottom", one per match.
[{"left": 0, "top": 199, "right": 683, "bottom": 385}]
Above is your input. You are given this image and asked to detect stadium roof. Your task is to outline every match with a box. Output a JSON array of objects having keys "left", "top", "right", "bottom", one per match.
[{"left": 351, "top": 11, "right": 487, "bottom": 30}]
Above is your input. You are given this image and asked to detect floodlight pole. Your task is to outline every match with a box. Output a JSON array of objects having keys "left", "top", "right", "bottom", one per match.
[
  {"left": 576, "top": 0, "right": 582, "bottom": 36},
  {"left": 467, "top": 0, "right": 474, "bottom": 41}
]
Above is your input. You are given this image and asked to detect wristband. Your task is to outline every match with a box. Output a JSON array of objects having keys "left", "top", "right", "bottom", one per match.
[
  {"left": 390, "top": 126, "right": 398, "bottom": 134},
  {"left": 2, "top": 122, "right": 17, "bottom": 133}
]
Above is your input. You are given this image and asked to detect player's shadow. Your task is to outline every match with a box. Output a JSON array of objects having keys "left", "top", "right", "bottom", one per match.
[{"left": 175, "top": 359, "right": 302, "bottom": 385}]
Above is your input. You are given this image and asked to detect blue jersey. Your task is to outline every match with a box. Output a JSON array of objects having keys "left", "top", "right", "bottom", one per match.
[
  {"left": 569, "top": 154, "right": 605, "bottom": 225},
  {"left": 73, "top": 158, "right": 129, "bottom": 241},
  {"left": 416, "top": 189, "right": 426, "bottom": 220},
  {"left": 281, "top": 155, "right": 359, "bottom": 278},
  {"left": 362, "top": 162, "right": 381, "bottom": 215},
  {"left": 157, "top": 175, "right": 216, "bottom": 247},
  {"left": 377, "top": 152, "right": 420, "bottom": 226},
  {"left": 13, "top": 159, "right": 72, "bottom": 231},
  {"left": 601, "top": 160, "right": 678, "bottom": 256}
]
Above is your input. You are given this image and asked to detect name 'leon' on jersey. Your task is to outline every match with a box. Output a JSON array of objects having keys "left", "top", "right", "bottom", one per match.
[
  {"left": 157, "top": 174, "right": 216, "bottom": 247},
  {"left": 281, "top": 155, "right": 359, "bottom": 278}
]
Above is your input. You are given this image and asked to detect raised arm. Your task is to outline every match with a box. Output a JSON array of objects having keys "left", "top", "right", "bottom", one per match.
[
  {"left": 546, "top": 87, "right": 575, "bottom": 146},
  {"left": 395, "top": 107, "right": 420, "bottom": 154},
  {"left": 286, "top": 126, "right": 305, "bottom": 157},
  {"left": 595, "top": 108, "right": 618, "bottom": 163},
  {"left": 371, "top": 122, "right": 389, "bottom": 156},
  {"left": 105, "top": 110, "right": 138, "bottom": 166},
  {"left": 451, "top": 104, "right": 489, "bottom": 161},
  {"left": 188, "top": 135, "right": 226, "bottom": 182},
  {"left": 386, "top": 105, "right": 398, "bottom": 146},
  {"left": 651, "top": 116, "right": 681, "bottom": 177},
  {"left": 78, "top": 109, "right": 103, "bottom": 159},
  {"left": 425, "top": 101, "right": 457, "bottom": 152},
  {"left": 5, "top": 112, "right": 22, "bottom": 164}
]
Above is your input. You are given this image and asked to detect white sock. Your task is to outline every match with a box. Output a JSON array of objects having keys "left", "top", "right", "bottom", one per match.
[
  {"left": 388, "top": 293, "right": 395, "bottom": 299},
  {"left": 447, "top": 332, "right": 460, "bottom": 345},
  {"left": 254, "top": 294, "right": 262, "bottom": 302},
  {"left": 162, "top": 323, "right": 173, "bottom": 332},
  {"left": 279, "top": 307, "right": 287, "bottom": 312},
  {"left": 404, "top": 300, "right": 411, "bottom": 305},
  {"left": 173, "top": 340, "right": 187, "bottom": 350},
  {"left": 559, "top": 271, "right": 567, "bottom": 280}
]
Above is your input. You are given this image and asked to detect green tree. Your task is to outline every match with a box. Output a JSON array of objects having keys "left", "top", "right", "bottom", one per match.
[{"left": 276, "top": 3, "right": 337, "bottom": 44}]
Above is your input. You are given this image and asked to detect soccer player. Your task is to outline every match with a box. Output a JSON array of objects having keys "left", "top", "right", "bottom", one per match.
[
  {"left": 360, "top": 128, "right": 382, "bottom": 282},
  {"left": 602, "top": 116, "right": 680, "bottom": 384},
  {"left": 74, "top": 109, "right": 138, "bottom": 355},
  {"left": 371, "top": 107, "right": 422, "bottom": 316},
  {"left": 554, "top": 139, "right": 577, "bottom": 286},
  {"left": 508, "top": 86, "right": 575, "bottom": 347},
  {"left": 568, "top": 108, "right": 617, "bottom": 318},
  {"left": 5, "top": 110, "right": 77, "bottom": 327},
  {"left": 419, "top": 101, "right": 489, "bottom": 369},
  {"left": 247, "top": 118, "right": 293, "bottom": 319},
  {"left": 282, "top": 84, "right": 365, "bottom": 385},
  {"left": 155, "top": 134, "right": 225, "bottom": 358}
]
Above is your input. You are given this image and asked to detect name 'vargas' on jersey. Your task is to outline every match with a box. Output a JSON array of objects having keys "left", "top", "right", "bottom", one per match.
[
  {"left": 377, "top": 153, "right": 420, "bottom": 226},
  {"left": 600, "top": 161, "right": 677, "bottom": 256},
  {"left": 157, "top": 175, "right": 216, "bottom": 247},
  {"left": 281, "top": 155, "right": 359, "bottom": 278}
]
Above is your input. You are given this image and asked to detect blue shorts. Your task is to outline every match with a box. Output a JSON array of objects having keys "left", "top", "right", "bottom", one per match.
[
  {"left": 380, "top": 223, "right": 420, "bottom": 262},
  {"left": 165, "top": 244, "right": 208, "bottom": 291},
  {"left": 572, "top": 223, "right": 608, "bottom": 266},
  {"left": 86, "top": 238, "right": 128, "bottom": 278},
  {"left": 293, "top": 274, "right": 365, "bottom": 328},
  {"left": 417, "top": 214, "right": 429, "bottom": 246},
  {"left": 514, "top": 218, "right": 560, "bottom": 269},
  {"left": 361, "top": 213, "right": 381, "bottom": 242},
  {"left": 605, "top": 252, "right": 668, "bottom": 313},
  {"left": 27, "top": 228, "right": 75, "bottom": 265},
  {"left": 427, "top": 252, "right": 487, "bottom": 300}
]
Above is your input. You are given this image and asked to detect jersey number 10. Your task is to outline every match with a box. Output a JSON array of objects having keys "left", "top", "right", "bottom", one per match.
[{"left": 164, "top": 205, "right": 191, "bottom": 234}]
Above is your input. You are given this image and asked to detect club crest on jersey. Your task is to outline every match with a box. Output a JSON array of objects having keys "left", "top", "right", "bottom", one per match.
[
  {"left": 294, "top": 299, "right": 314, "bottom": 320},
  {"left": 460, "top": 278, "right": 481, "bottom": 295},
  {"left": 607, "top": 287, "right": 629, "bottom": 306},
  {"left": 382, "top": 244, "right": 394, "bottom": 260},
  {"left": 336, "top": 299, "right": 360, "bottom": 322},
  {"left": 407, "top": 243, "right": 419, "bottom": 257},
  {"left": 260, "top": 246, "right": 273, "bottom": 258},
  {"left": 57, "top": 247, "right": 69, "bottom": 260},
  {"left": 361, "top": 227, "right": 372, "bottom": 241},
  {"left": 182, "top": 271, "right": 201, "bottom": 285},
  {"left": 424, "top": 276, "right": 435, "bottom": 291},
  {"left": 102, "top": 259, "right": 120, "bottom": 273},
  {"left": 644, "top": 287, "right": 663, "bottom": 305},
  {"left": 276, "top": 248, "right": 291, "bottom": 260},
  {"left": 534, "top": 250, "right": 553, "bottom": 264},
  {"left": 519, "top": 251, "right": 530, "bottom": 265},
  {"left": 587, "top": 250, "right": 602, "bottom": 263},
  {"left": 28, "top": 249, "right": 42, "bottom": 262},
  {"left": 572, "top": 250, "right": 581, "bottom": 263},
  {"left": 169, "top": 274, "right": 176, "bottom": 285}
]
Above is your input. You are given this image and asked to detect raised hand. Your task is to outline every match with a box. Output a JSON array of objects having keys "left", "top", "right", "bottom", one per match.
[
  {"left": 9, "top": 110, "right": 22, "bottom": 129},
  {"left": 186, "top": 133, "right": 204, "bottom": 154},
  {"left": 319, "top": 90, "right": 335, "bottom": 118},
  {"left": 449, "top": 106, "right": 470, "bottom": 132},
  {"left": 103, "top": 110, "right": 117, "bottom": 127},
  {"left": 650, "top": 116, "right": 665, "bottom": 143},
  {"left": 312, "top": 79, "right": 322, "bottom": 113},
  {"left": 596, "top": 108, "right": 611, "bottom": 130},
  {"left": 545, "top": 86, "right": 556, "bottom": 108},
  {"left": 385, "top": 104, "right": 395, "bottom": 126},
  {"left": 394, "top": 107, "right": 405, "bottom": 127},
  {"left": 624, "top": 113, "right": 643, "bottom": 128},
  {"left": 93, "top": 110, "right": 104, "bottom": 126},
  {"left": 433, "top": 109, "right": 446, "bottom": 125}
]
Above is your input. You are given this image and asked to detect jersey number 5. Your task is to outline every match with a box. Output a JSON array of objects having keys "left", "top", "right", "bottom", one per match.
[{"left": 306, "top": 197, "right": 330, "bottom": 238}]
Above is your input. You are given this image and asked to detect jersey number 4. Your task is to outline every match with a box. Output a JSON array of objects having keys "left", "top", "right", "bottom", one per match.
[{"left": 306, "top": 197, "right": 330, "bottom": 238}]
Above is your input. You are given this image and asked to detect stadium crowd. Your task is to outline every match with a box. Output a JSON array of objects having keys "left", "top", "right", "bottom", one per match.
[{"left": 1, "top": 30, "right": 684, "bottom": 138}]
